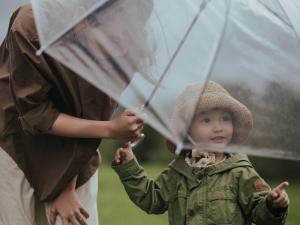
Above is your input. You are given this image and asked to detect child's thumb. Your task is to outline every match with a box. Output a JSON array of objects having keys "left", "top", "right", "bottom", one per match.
[
  {"left": 120, "top": 148, "right": 130, "bottom": 157},
  {"left": 125, "top": 142, "right": 133, "bottom": 151},
  {"left": 268, "top": 191, "right": 278, "bottom": 201}
]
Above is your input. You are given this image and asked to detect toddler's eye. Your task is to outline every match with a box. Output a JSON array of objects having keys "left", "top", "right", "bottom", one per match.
[
  {"left": 222, "top": 115, "right": 232, "bottom": 122},
  {"left": 201, "top": 118, "right": 210, "bottom": 123}
]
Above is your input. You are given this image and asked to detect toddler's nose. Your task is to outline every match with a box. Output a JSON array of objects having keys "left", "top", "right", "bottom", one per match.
[{"left": 212, "top": 121, "right": 223, "bottom": 132}]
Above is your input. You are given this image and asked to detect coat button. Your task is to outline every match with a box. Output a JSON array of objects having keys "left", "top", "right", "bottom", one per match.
[{"left": 188, "top": 209, "right": 195, "bottom": 217}]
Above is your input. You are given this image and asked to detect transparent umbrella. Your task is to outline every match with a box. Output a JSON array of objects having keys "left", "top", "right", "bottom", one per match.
[{"left": 30, "top": 0, "right": 300, "bottom": 160}]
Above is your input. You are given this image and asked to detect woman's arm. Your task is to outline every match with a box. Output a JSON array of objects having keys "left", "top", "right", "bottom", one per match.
[{"left": 48, "top": 109, "right": 144, "bottom": 141}]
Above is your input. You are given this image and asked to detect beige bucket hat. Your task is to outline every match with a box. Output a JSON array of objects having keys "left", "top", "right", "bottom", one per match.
[{"left": 167, "top": 81, "right": 253, "bottom": 153}]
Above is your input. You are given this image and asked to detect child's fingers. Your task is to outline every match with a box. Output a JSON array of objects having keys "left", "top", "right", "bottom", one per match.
[
  {"left": 273, "top": 181, "right": 289, "bottom": 194},
  {"left": 115, "top": 148, "right": 130, "bottom": 163},
  {"left": 115, "top": 144, "right": 134, "bottom": 164},
  {"left": 125, "top": 141, "right": 131, "bottom": 148},
  {"left": 274, "top": 191, "right": 289, "bottom": 205},
  {"left": 114, "top": 149, "right": 122, "bottom": 163},
  {"left": 268, "top": 181, "right": 289, "bottom": 202},
  {"left": 267, "top": 191, "right": 278, "bottom": 202},
  {"left": 282, "top": 197, "right": 290, "bottom": 208},
  {"left": 273, "top": 192, "right": 287, "bottom": 205},
  {"left": 268, "top": 190, "right": 290, "bottom": 208},
  {"left": 125, "top": 142, "right": 133, "bottom": 153},
  {"left": 273, "top": 197, "right": 289, "bottom": 208},
  {"left": 119, "top": 148, "right": 130, "bottom": 160}
]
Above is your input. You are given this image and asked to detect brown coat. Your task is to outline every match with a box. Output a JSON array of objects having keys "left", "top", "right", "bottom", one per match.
[{"left": 0, "top": 5, "right": 115, "bottom": 201}]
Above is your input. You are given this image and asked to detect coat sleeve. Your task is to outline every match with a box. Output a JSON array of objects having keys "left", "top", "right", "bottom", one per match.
[
  {"left": 112, "top": 158, "right": 170, "bottom": 214},
  {"left": 237, "top": 166, "right": 288, "bottom": 225},
  {"left": 7, "top": 7, "right": 60, "bottom": 135}
]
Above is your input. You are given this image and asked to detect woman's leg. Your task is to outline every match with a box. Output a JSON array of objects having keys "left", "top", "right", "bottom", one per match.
[
  {"left": 0, "top": 147, "right": 37, "bottom": 225},
  {"left": 77, "top": 169, "right": 99, "bottom": 225}
]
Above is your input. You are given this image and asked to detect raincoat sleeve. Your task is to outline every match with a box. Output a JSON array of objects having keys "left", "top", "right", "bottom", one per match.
[
  {"left": 237, "top": 166, "right": 288, "bottom": 225},
  {"left": 7, "top": 8, "right": 60, "bottom": 135},
  {"left": 112, "top": 158, "right": 170, "bottom": 214}
]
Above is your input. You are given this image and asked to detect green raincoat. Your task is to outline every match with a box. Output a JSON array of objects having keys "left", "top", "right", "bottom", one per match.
[{"left": 112, "top": 154, "right": 287, "bottom": 225}]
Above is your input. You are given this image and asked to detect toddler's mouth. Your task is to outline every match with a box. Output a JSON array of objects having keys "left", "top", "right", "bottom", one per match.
[{"left": 210, "top": 136, "right": 226, "bottom": 143}]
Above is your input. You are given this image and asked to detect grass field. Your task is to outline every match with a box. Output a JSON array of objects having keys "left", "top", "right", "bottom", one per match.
[{"left": 98, "top": 164, "right": 300, "bottom": 225}]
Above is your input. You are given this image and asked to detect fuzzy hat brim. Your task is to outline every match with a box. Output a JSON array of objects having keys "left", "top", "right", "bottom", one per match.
[{"left": 196, "top": 92, "right": 253, "bottom": 144}]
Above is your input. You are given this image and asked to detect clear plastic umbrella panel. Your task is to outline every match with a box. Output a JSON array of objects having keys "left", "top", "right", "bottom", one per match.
[{"left": 31, "top": 0, "right": 300, "bottom": 160}]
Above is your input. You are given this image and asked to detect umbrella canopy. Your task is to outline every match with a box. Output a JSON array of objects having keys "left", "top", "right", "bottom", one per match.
[{"left": 30, "top": 0, "right": 300, "bottom": 160}]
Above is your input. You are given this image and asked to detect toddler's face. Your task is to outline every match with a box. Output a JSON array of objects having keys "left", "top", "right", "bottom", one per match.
[{"left": 189, "top": 108, "right": 233, "bottom": 149}]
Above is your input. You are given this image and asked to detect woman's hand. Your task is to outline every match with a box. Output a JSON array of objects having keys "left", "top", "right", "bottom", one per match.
[
  {"left": 109, "top": 109, "right": 144, "bottom": 142},
  {"left": 49, "top": 177, "right": 89, "bottom": 225}
]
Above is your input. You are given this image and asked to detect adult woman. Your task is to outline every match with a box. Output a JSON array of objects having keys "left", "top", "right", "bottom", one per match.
[{"left": 0, "top": 1, "right": 153, "bottom": 224}]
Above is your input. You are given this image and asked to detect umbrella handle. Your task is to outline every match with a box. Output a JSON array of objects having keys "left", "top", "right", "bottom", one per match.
[
  {"left": 130, "top": 133, "right": 145, "bottom": 148},
  {"left": 129, "top": 104, "right": 147, "bottom": 149}
]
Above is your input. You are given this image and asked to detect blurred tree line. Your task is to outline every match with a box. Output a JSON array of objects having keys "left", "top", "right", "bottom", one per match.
[{"left": 100, "top": 80, "right": 300, "bottom": 181}]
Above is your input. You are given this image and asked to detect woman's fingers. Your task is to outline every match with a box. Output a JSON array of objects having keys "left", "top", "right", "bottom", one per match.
[
  {"left": 79, "top": 207, "right": 90, "bottom": 218},
  {"left": 69, "top": 215, "right": 80, "bottom": 225},
  {"left": 49, "top": 209, "right": 57, "bottom": 225},
  {"left": 123, "top": 109, "right": 147, "bottom": 124},
  {"left": 123, "top": 109, "right": 136, "bottom": 116},
  {"left": 75, "top": 210, "right": 88, "bottom": 225},
  {"left": 61, "top": 217, "right": 69, "bottom": 225}
]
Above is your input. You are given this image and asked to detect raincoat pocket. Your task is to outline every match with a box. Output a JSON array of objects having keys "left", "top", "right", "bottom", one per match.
[{"left": 208, "top": 189, "right": 237, "bottom": 224}]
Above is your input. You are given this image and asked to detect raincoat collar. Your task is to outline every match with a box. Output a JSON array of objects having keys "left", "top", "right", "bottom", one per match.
[
  {"left": 206, "top": 153, "right": 253, "bottom": 175},
  {"left": 169, "top": 153, "right": 253, "bottom": 190}
]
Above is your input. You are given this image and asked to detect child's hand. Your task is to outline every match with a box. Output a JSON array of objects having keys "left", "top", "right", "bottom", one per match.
[
  {"left": 114, "top": 144, "right": 134, "bottom": 165},
  {"left": 49, "top": 187, "right": 89, "bottom": 225},
  {"left": 267, "top": 181, "right": 289, "bottom": 209},
  {"left": 110, "top": 109, "right": 144, "bottom": 142}
]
